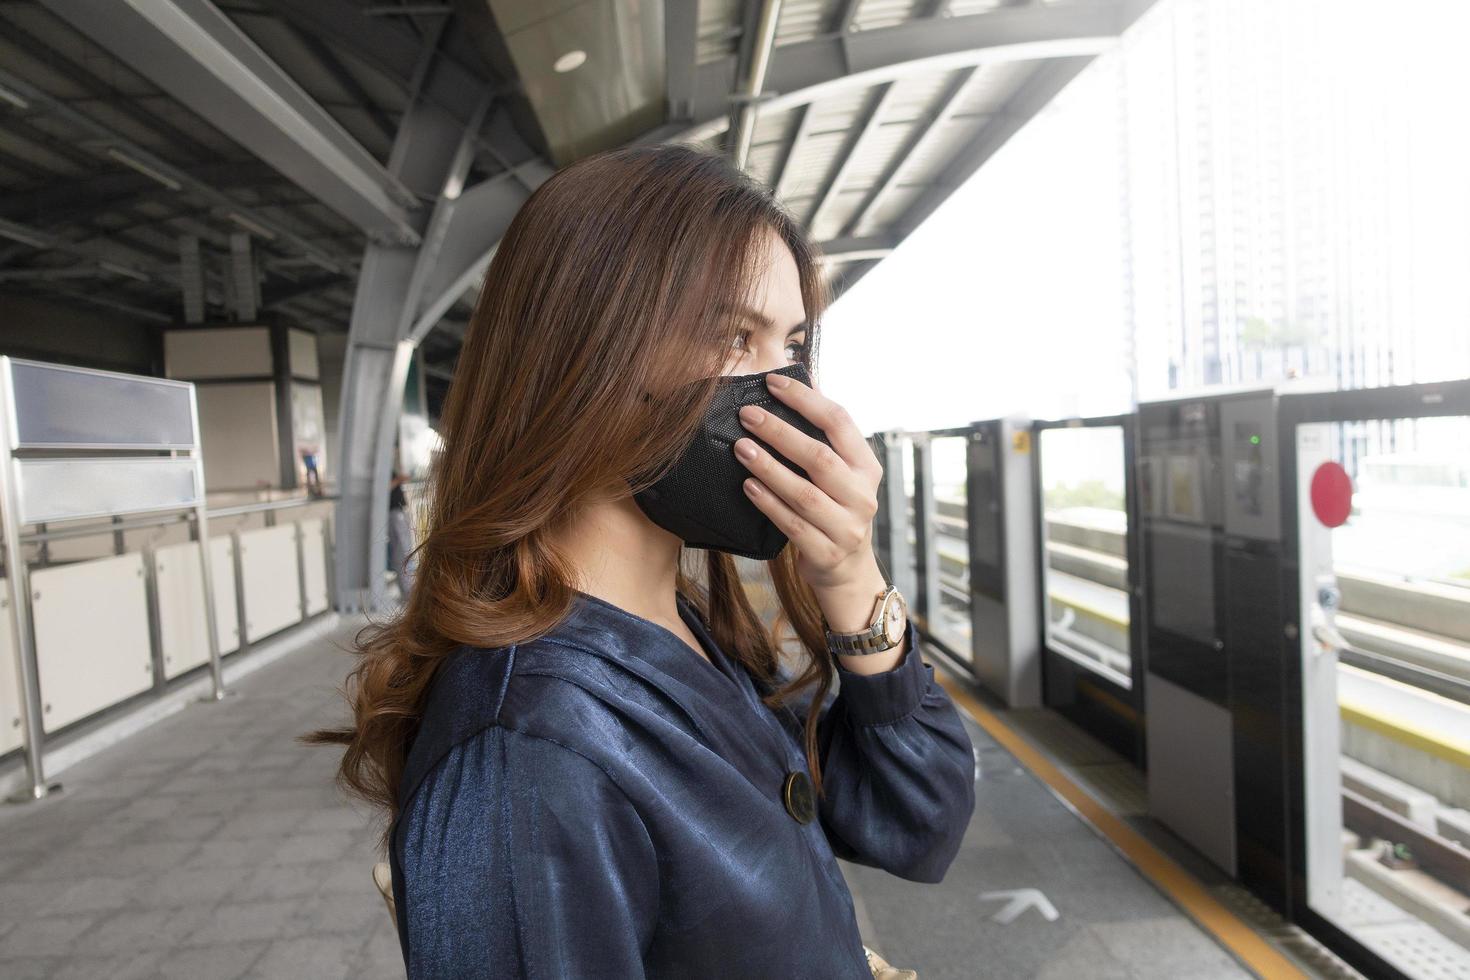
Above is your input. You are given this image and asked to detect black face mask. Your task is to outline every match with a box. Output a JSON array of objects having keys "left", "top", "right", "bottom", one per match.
[{"left": 631, "top": 360, "right": 833, "bottom": 561}]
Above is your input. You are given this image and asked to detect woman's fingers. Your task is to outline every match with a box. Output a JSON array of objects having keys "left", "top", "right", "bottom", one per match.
[
  {"left": 725, "top": 368, "right": 886, "bottom": 566},
  {"left": 764, "top": 372, "right": 882, "bottom": 484},
  {"left": 733, "top": 398, "right": 876, "bottom": 512},
  {"left": 739, "top": 475, "right": 845, "bottom": 566},
  {"left": 733, "top": 433, "right": 848, "bottom": 537}
]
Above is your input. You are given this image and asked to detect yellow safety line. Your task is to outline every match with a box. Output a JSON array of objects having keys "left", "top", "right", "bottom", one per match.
[
  {"left": 1340, "top": 699, "right": 1470, "bottom": 769},
  {"left": 935, "top": 673, "right": 1307, "bottom": 980}
]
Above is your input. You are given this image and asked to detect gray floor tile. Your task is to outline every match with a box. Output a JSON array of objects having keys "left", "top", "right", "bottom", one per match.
[
  {"left": 0, "top": 618, "right": 1270, "bottom": 979},
  {"left": 151, "top": 939, "right": 270, "bottom": 980},
  {"left": 178, "top": 897, "right": 317, "bottom": 947},
  {"left": 245, "top": 934, "right": 360, "bottom": 980},
  {"left": 0, "top": 913, "right": 100, "bottom": 957}
]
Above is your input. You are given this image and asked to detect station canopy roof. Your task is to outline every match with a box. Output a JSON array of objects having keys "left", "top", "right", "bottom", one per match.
[{"left": 0, "top": 0, "right": 1155, "bottom": 400}]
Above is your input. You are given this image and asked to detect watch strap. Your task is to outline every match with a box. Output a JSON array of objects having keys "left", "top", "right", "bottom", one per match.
[{"left": 823, "top": 585, "right": 902, "bottom": 656}]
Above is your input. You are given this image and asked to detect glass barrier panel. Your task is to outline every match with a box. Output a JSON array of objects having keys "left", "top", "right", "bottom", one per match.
[
  {"left": 928, "top": 435, "right": 971, "bottom": 657},
  {"left": 899, "top": 437, "right": 918, "bottom": 607},
  {"left": 1037, "top": 425, "right": 1133, "bottom": 688},
  {"left": 1298, "top": 414, "right": 1470, "bottom": 978}
]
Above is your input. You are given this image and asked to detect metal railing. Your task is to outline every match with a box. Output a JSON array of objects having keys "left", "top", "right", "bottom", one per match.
[{"left": 3, "top": 494, "right": 336, "bottom": 801}]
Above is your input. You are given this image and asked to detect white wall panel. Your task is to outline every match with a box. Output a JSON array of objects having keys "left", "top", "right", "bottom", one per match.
[
  {"left": 196, "top": 383, "right": 280, "bottom": 491},
  {"left": 17, "top": 457, "right": 200, "bottom": 524},
  {"left": 239, "top": 525, "right": 301, "bottom": 643},
  {"left": 155, "top": 537, "right": 240, "bottom": 679},
  {"left": 299, "top": 519, "right": 329, "bottom": 616},
  {"left": 164, "top": 326, "right": 272, "bottom": 378},
  {"left": 0, "top": 581, "right": 23, "bottom": 755},
  {"left": 31, "top": 553, "right": 153, "bottom": 734},
  {"left": 287, "top": 327, "right": 319, "bottom": 380}
]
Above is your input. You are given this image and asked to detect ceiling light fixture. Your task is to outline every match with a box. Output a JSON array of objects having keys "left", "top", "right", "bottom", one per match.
[
  {"left": 554, "top": 50, "right": 587, "bottom": 73},
  {"left": 226, "top": 211, "right": 279, "bottom": 242},
  {"left": 105, "top": 148, "right": 184, "bottom": 192},
  {"left": 0, "top": 220, "right": 49, "bottom": 249},
  {"left": 98, "top": 260, "right": 150, "bottom": 282},
  {"left": 0, "top": 84, "right": 29, "bottom": 111}
]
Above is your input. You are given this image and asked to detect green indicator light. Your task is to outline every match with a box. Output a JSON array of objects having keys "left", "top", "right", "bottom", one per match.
[{"left": 1249, "top": 434, "right": 1261, "bottom": 445}]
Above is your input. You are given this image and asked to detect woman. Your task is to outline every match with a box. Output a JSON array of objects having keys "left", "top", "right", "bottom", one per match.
[{"left": 307, "top": 143, "right": 976, "bottom": 978}]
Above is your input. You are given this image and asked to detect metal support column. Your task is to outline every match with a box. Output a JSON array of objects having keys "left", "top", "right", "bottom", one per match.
[
  {"left": 0, "top": 365, "right": 53, "bottom": 800},
  {"left": 334, "top": 55, "right": 550, "bottom": 612},
  {"left": 193, "top": 381, "right": 226, "bottom": 702},
  {"left": 911, "top": 435, "right": 940, "bottom": 637}
]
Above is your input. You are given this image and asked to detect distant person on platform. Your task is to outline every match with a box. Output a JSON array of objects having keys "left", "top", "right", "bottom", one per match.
[
  {"left": 388, "top": 469, "right": 416, "bottom": 598},
  {"left": 301, "top": 448, "right": 323, "bottom": 498}
]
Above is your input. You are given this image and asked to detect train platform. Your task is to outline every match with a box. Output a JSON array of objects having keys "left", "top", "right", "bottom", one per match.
[{"left": 0, "top": 617, "right": 1330, "bottom": 980}]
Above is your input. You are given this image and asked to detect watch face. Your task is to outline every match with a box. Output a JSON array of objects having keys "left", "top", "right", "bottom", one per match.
[{"left": 882, "top": 591, "right": 907, "bottom": 645}]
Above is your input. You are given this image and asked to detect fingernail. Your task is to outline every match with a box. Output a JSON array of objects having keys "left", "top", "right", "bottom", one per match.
[
  {"left": 735, "top": 438, "right": 757, "bottom": 461},
  {"left": 740, "top": 405, "right": 765, "bottom": 426},
  {"left": 765, "top": 373, "right": 790, "bottom": 389},
  {"left": 744, "top": 479, "right": 761, "bottom": 496}
]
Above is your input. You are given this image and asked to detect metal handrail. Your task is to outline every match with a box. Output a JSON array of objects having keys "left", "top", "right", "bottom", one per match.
[
  {"left": 1315, "top": 622, "right": 1470, "bottom": 707},
  {"left": 205, "top": 495, "right": 338, "bottom": 520},
  {"left": 15, "top": 494, "right": 338, "bottom": 544}
]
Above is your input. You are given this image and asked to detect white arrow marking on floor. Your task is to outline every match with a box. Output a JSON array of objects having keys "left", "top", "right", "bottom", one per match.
[{"left": 979, "top": 889, "right": 1059, "bottom": 924}]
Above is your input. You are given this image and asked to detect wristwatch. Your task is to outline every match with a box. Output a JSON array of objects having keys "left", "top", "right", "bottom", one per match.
[{"left": 824, "top": 584, "right": 908, "bottom": 656}]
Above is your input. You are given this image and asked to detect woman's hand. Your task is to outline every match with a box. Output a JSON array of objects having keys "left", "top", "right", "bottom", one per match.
[{"left": 732, "top": 371, "right": 904, "bottom": 673}]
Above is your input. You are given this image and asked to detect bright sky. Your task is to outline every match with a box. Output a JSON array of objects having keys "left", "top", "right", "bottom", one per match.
[
  {"left": 818, "top": 53, "right": 1131, "bottom": 437},
  {"left": 819, "top": 0, "right": 1470, "bottom": 438}
]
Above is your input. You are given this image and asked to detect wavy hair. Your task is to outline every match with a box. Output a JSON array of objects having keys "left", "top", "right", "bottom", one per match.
[{"left": 303, "top": 142, "right": 840, "bottom": 849}]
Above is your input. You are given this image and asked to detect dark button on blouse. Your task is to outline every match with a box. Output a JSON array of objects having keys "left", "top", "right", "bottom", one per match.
[
  {"left": 782, "top": 769, "right": 816, "bottom": 824},
  {"left": 389, "top": 588, "right": 976, "bottom": 979}
]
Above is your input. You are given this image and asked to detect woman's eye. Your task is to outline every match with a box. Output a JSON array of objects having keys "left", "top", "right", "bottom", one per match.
[
  {"left": 733, "top": 331, "right": 751, "bottom": 351},
  {"left": 786, "top": 340, "right": 807, "bottom": 362}
]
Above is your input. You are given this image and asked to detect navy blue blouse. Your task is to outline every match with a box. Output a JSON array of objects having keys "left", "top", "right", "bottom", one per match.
[{"left": 389, "top": 588, "right": 976, "bottom": 978}]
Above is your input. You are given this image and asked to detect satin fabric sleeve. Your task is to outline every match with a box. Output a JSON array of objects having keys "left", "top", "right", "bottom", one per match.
[
  {"left": 780, "top": 617, "right": 977, "bottom": 883},
  {"left": 397, "top": 725, "right": 659, "bottom": 979}
]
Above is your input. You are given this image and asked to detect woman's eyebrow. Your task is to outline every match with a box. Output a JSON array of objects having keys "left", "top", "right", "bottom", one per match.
[{"left": 718, "top": 302, "right": 808, "bottom": 334}]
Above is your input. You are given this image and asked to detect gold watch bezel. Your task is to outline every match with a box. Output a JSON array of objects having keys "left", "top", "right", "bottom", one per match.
[
  {"left": 880, "top": 587, "right": 908, "bottom": 646},
  {"left": 824, "top": 584, "right": 905, "bottom": 655}
]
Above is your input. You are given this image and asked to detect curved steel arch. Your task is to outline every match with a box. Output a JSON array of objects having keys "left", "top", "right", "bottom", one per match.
[{"left": 642, "top": 2, "right": 1132, "bottom": 145}]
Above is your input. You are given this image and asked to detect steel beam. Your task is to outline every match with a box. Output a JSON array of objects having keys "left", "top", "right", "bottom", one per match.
[
  {"left": 42, "top": 0, "right": 422, "bottom": 244},
  {"left": 816, "top": 234, "right": 897, "bottom": 264},
  {"left": 250, "top": 0, "right": 527, "bottom": 157},
  {"left": 674, "top": 2, "right": 1125, "bottom": 141},
  {"left": 13, "top": 288, "right": 177, "bottom": 324},
  {"left": 406, "top": 163, "right": 553, "bottom": 344},
  {"left": 664, "top": 0, "right": 700, "bottom": 121},
  {"left": 0, "top": 217, "right": 153, "bottom": 282},
  {"left": 730, "top": 0, "right": 784, "bottom": 171},
  {"left": 832, "top": 0, "right": 861, "bottom": 34},
  {"left": 0, "top": 67, "right": 349, "bottom": 273},
  {"left": 334, "top": 47, "right": 550, "bottom": 609},
  {"left": 843, "top": 66, "right": 979, "bottom": 238},
  {"left": 6, "top": 10, "right": 222, "bottom": 162},
  {"left": 806, "top": 81, "right": 900, "bottom": 235},
  {"left": 891, "top": 57, "right": 1093, "bottom": 241},
  {"left": 289, "top": 26, "right": 399, "bottom": 147},
  {"left": 772, "top": 104, "right": 818, "bottom": 203}
]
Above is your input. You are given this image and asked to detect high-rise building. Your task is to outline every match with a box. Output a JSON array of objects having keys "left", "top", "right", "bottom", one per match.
[{"left": 1114, "top": 0, "right": 1470, "bottom": 401}]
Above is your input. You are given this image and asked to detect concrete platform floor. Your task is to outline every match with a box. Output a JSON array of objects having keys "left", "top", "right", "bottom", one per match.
[{"left": 0, "top": 619, "right": 1252, "bottom": 979}]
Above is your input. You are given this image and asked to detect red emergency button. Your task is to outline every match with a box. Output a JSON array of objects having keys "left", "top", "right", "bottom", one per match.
[{"left": 1310, "top": 462, "right": 1353, "bottom": 528}]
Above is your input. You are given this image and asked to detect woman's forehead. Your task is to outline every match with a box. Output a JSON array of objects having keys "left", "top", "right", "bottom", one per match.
[{"left": 741, "top": 232, "right": 806, "bottom": 328}]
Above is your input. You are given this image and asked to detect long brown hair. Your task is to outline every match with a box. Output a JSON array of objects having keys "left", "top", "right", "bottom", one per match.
[{"left": 303, "top": 143, "right": 840, "bottom": 850}]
